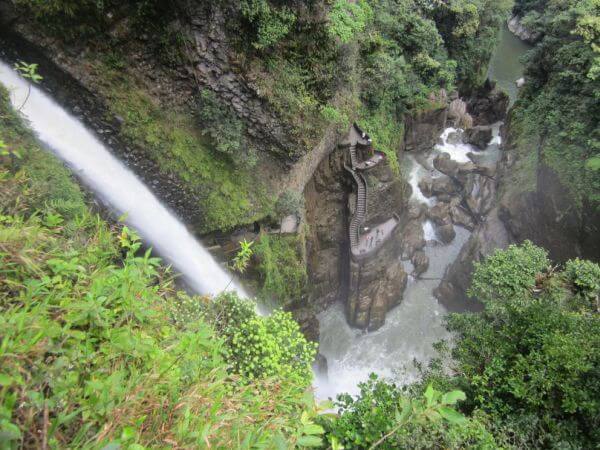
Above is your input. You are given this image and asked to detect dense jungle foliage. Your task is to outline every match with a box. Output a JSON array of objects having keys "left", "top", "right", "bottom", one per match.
[
  {"left": 2, "top": 0, "right": 600, "bottom": 448},
  {"left": 507, "top": 0, "right": 600, "bottom": 207}
]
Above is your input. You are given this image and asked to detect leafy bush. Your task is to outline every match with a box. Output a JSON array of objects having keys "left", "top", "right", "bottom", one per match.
[
  {"left": 327, "top": 0, "right": 373, "bottom": 44},
  {"left": 564, "top": 258, "right": 600, "bottom": 310},
  {"left": 0, "top": 91, "right": 323, "bottom": 448},
  {"left": 431, "top": 0, "right": 512, "bottom": 91},
  {"left": 321, "top": 375, "right": 497, "bottom": 449},
  {"left": 445, "top": 243, "right": 600, "bottom": 448},
  {"left": 507, "top": 0, "right": 600, "bottom": 208},
  {"left": 197, "top": 89, "right": 258, "bottom": 167},
  {"left": 226, "top": 309, "right": 317, "bottom": 384},
  {"left": 254, "top": 234, "right": 308, "bottom": 305},
  {"left": 468, "top": 240, "right": 549, "bottom": 304},
  {"left": 240, "top": 0, "right": 297, "bottom": 49},
  {"left": 274, "top": 189, "right": 304, "bottom": 218}
]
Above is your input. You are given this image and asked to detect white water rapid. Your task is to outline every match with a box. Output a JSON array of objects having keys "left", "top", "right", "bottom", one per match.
[
  {"left": 315, "top": 124, "right": 500, "bottom": 399},
  {"left": 0, "top": 60, "right": 246, "bottom": 297}
]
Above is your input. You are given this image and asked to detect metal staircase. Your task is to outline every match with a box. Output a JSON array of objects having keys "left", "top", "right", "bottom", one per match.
[{"left": 345, "top": 163, "right": 367, "bottom": 249}]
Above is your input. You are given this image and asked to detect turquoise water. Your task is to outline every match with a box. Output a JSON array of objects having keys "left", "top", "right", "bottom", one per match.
[{"left": 487, "top": 24, "right": 532, "bottom": 105}]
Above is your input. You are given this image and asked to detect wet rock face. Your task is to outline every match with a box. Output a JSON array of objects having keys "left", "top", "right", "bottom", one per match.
[
  {"left": 403, "top": 106, "right": 448, "bottom": 152},
  {"left": 433, "top": 153, "right": 459, "bottom": 178},
  {"left": 464, "top": 126, "right": 493, "bottom": 149},
  {"left": 435, "top": 208, "right": 510, "bottom": 311},
  {"left": 411, "top": 250, "right": 429, "bottom": 278},
  {"left": 348, "top": 252, "right": 408, "bottom": 331},
  {"left": 467, "top": 81, "right": 509, "bottom": 126},
  {"left": 497, "top": 162, "right": 600, "bottom": 262},
  {"left": 436, "top": 224, "right": 456, "bottom": 244},
  {"left": 185, "top": 3, "right": 298, "bottom": 160},
  {"left": 304, "top": 150, "right": 348, "bottom": 311},
  {"left": 507, "top": 15, "right": 542, "bottom": 44},
  {"left": 401, "top": 219, "right": 426, "bottom": 258},
  {"left": 448, "top": 99, "right": 473, "bottom": 129},
  {"left": 428, "top": 202, "right": 452, "bottom": 226},
  {"left": 344, "top": 156, "right": 409, "bottom": 331}
]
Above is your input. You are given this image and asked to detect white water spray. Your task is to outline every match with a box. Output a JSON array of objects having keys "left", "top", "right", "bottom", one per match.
[
  {"left": 0, "top": 60, "right": 245, "bottom": 297},
  {"left": 435, "top": 127, "right": 477, "bottom": 163}
]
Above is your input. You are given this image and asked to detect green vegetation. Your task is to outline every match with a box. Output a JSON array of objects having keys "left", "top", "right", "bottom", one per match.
[
  {"left": 442, "top": 243, "right": 600, "bottom": 448},
  {"left": 93, "top": 65, "right": 273, "bottom": 233},
  {"left": 197, "top": 89, "right": 257, "bottom": 167},
  {"left": 320, "top": 376, "right": 497, "bottom": 449},
  {"left": 509, "top": 0, "right": 600, "bottom": 207},
  {"left": 433, "top": 0, "right": 513, "bottom": 91},
  {"left": 1, "top": 85, "right": 324, "bottom": 448},
  {"left": 468, "top": 240, "right": 549, "bottom": 303},
  {"left": 327, "top": 0, "right": 373, "bottom": 44},
  {"left": 254, "top": 233, "right": 308, "bottom": 306},
  {"left": 240, "top": 0, "right": 297, "bottom": 50},
  {"left": 319, "top": 242, "right": 600, "bottom": 449}
]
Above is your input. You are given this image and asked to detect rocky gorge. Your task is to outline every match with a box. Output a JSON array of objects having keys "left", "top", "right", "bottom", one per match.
[{"left": 1, "top": 0, "right": 598, "bottom": 403}]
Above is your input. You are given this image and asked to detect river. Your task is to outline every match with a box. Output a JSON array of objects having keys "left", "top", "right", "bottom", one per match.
[{"left": 315, "top": 24, "right": 530, "bottom": 400}]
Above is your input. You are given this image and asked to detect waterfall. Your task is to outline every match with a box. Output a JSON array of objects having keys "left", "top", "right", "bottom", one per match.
[{"left": 0, "top": 59, "right": 246, "bottom": 297}]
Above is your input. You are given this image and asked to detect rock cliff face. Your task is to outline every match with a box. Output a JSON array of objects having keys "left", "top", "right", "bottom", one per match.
[
  {"left": 304, "top": 148, "right": 349, "bottom": 312},
  {"left": 304, "top": 131, "right": 410, "bottom": 331},
  {"left": 184, "top": 2, "right": 298, "bottom": 160},
  {"left": 346, "top": 159, "right": 408, "bottom": 330},
  {"left": 402, "top": 106, "right": 448, "bottom": 153},
  {"left": 507, "top": 15, "right": 541, "bottom": 44},
  {"left": 496, "top": 118, "right": 600, "bottom": 263}
]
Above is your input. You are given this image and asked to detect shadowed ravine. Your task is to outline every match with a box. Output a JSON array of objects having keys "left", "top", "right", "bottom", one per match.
[
  {"left": 0, "top": 59, "right": 246, "bottom": 298},
  {"left": 315, "top": 25, "right": 529, "bottom": 399}
]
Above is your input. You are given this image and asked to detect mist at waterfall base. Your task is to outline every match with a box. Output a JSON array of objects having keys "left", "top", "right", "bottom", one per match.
[
  {"left": 0, "top": 60, "right": 246, "bottom": 298},
  {"left": 315, "top": 126, "right": 501, "bottom": 400}
]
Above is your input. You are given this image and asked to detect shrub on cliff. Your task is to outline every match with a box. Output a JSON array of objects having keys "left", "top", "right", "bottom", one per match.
[
  {"left": 0, "top": 90, "right": 322, "bottom": 448},
  {"left": 445, "top": 242, "right": 600, "bottom": 448},
  {"left": 320, "top": 375, "right": 498, "bottom": 449}
]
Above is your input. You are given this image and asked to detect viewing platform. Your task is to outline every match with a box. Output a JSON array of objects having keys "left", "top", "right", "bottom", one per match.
[{"left": 344, "top": 123, "right": 399, "bottom": 262}]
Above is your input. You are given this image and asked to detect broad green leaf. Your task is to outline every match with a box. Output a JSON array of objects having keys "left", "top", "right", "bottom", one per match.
[
  {"left": 301, "top": 424, "right": 325, "bottom": 435},
  {"left": 438, "top": 406, "right": 468, "bottom": 425},
  {"left": 424, "top": 384, "right": 435, "bottom": 406},
  {"left": 441, "top": 390, "right": 466, "bottom": 405},
  {"left": 297, "top": 435, "right": 323, "bottom": 447}
]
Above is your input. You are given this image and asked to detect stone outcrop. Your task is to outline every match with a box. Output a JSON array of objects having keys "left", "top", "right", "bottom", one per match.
[
  {"left": 403, "top": 106, "right": 448, "bottom": 152},
  {"left": 465, "top": 126, "right": 493, "bottom": 149},
  {"left": 435, "top": 207, "right": 510, "bottom": 311},
  {"left": 304, "top": 149, "right": 349, "bottom": 311},
  {"left": 185, "top": 3, "right": 298, "bottom": 160},
  {"left": 347, "top": 235, "right": 408, "bottom": 330},
  {"left": 507, "top": 15, "right": 541, "bottom": 44},
  {"left": 467, "top": 80, "right": 509, "bottom": 125}
]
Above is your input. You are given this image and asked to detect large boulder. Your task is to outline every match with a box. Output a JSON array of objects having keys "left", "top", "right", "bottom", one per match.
[
  {"left": 464, "top": 126, "right": 493, "bottom": 150},
  {"left": 433, "top": 153, "right": 459, "bottom": 178},
  {"left": 401, "top": 220, "right": 426, "bottom": 258},
  {"left": 507, "top": 15, "right": 542, "bottom": 44},
  {"left": 436, "top": 224, "right": 456, "bottom": 244},
  {"left": 431, "top": 176, "right": 458, "bottom": 197},
  {"left": 411, "top": 251, "right": 429, "bottom": 278},
  {"left": 418, "top": 176, "right": 434, "bottom": 198},
  {"left": 448, "top": 98, "right": 473, "bottom": 129},
  {"left": 406, "top": 202, "right": 426, "bottom": 221},
  {"left": 428, "top": 202, "right": 452, "bottom": 226},
  {"left": 435, "top": 208, "right": 510, "bottom": 311},
  {"left": 467, "top": 80, "right": 509, "bottom": 125},
  {"left": 403, "top": 106, "right": 448, "bottom": 153},
  {"left": 464, "top": 174, "right": 496, "bottom": 217},
  {"left": 450, "top": 204, "right": 475, "bottom": 230}
]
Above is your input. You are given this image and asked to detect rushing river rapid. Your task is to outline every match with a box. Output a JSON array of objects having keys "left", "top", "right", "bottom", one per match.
[
  {"left": 0, "top": 59, "right": 246, "bottom": 298},
  {"left": 315, "top": 25, "right": 530, "bottom": 400},
  {"left": 0, "top": 23, "right": 530, "bottom": 401}
]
